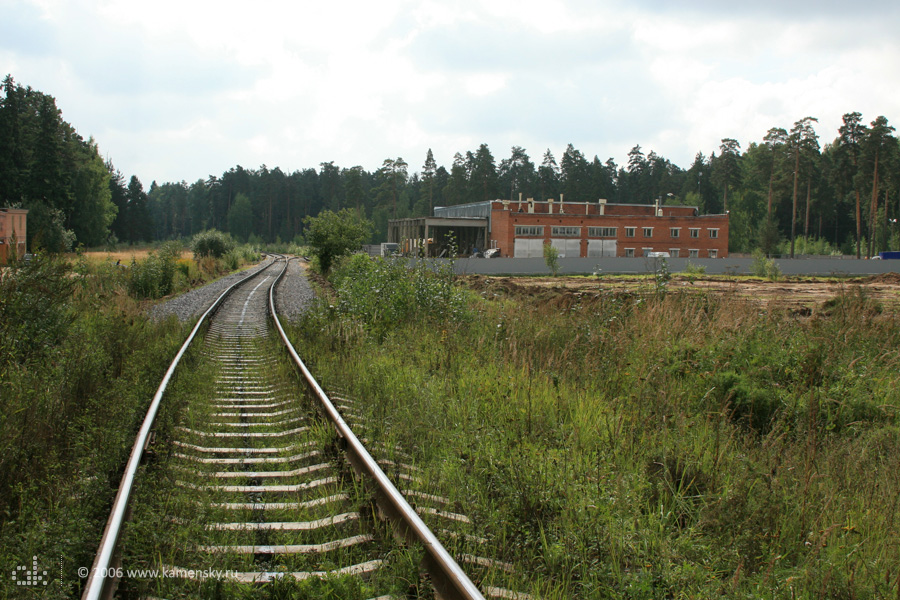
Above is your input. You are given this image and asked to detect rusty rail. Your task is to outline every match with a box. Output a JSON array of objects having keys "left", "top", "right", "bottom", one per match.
[
  {"left": 82, "top": 257, "right": 281, "bottom": 600},
  {"left": 269, "top": 258, "right": 485, "bottom": 600},
  {"left": 84, "top": 255, "right": 483, "bottom": 600}
]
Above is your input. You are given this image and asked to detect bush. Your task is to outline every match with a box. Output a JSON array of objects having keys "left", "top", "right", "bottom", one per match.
[
  {"left": 190, "top": 229, "right": 235, "bottom": 259},
  {"left": 128, "top": 242, "right": 181, "bottom": 299},
  {"left": 751, "top": 250, "right": 782, "bottom": 281},
  {"left": 543, "top": 242, "right": 560, "bottom": 276},
  {"left": 0, "top": 254, "right": 74, "bottom": 366},
  {"left": 683, "top": 261, "right": 706, "bottom": 276},
  {"left": 710, "top": 370, "right": 780, "bottom": 432},
  {"left": 777, "top": 236, "right": 840, "bottom": 256},
  {"left": 222, "top": 249, "right": 240, "bottom": 271},
  {"left": 304, "top": 209, "right": 372, "bottom": 274},
  {"left": 328, "top": 254, "right": 468, "bottom": 339}
]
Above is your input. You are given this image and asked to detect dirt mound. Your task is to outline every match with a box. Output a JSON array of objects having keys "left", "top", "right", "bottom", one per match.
[
  {"left": 863, "top": 272, "right": 900, "bottom": 285},
  {"left": 463, "top": 275, "right": 527, "bottom": 297},
  {"left": 464, "top": 276, "right": 573, "bottom": 306}
]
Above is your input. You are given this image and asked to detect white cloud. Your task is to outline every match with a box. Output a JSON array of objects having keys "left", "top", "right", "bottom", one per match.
[{"left": 2, "top": 0, "right": 899, "bottom": 184}]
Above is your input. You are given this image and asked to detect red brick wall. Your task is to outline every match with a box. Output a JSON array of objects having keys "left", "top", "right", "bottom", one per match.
[
  {"left": 487, "top": 201, "right": 729, "bottom": 258},
  {"left": 0, "top": 209, "right": 28, "bottom": 264}
]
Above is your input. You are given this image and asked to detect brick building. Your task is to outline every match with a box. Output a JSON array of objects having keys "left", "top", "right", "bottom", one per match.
[
  {"left": 389, "top": 198, "right": 728, "bottom": 258},
  {"left": 0, "top": 208, "right": 28, "bottom": 264}
]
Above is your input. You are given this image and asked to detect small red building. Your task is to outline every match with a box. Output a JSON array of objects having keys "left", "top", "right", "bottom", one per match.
[
  {"left": 0, "top": 208, "right": 28, "bottom": 264},
  {"left": 390, "top": 198, "right": 728, "bottom": 258}
]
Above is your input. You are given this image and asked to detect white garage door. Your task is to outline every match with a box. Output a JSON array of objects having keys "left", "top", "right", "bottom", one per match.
[
  {"left": 514, "top": 238, "right": 545, "bottom": 258},
  {"left": 587, "top": 239, "right": 617, "bottom": 257},
  {"left": 551, "top": 239, "right": 581, "bottom": 258}
]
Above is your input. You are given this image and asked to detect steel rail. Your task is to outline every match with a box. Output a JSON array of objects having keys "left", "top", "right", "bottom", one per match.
[
  {"left": 269, "top": 258, "right": 485, "bottom": 600},
  {"left": 82, "top": 257, "right": 281, "bottom": 600}
]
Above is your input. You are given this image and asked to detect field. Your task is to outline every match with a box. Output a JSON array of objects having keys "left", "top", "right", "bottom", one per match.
[
  {"left": 69, "top": 248, "right": 192, "bottom": 264},
  {"left": 463, "top": 271, "right": 900, "bottom": 312},
  {"left": 292, "top": 256, "right": 900, "bottom": 599}
]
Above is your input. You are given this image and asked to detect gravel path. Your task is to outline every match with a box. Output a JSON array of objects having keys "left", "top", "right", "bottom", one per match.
[{"left": 149, "top": 256, "right": 316, "bottom": 322}]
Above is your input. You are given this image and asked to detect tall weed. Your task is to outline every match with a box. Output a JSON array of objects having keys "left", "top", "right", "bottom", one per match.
[
  {"left": 294, "top": 280, "right": 900, "bottom": 598},
  {"left": 0, "top": 254, "right": 190, "bottom": 598},
  {"left": 327, "top": 255, "right": 469, "bottom": 339},
  {"left": 127, "top": 241, "right": 181, "bottom": 299},
  {"left": 751, "top": 249, "right": 782, "bottom": 281}
]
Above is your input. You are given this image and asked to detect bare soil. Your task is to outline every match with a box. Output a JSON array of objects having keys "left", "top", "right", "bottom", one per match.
[{"left": 461, "top": 272, "right": 900, "bottom": 313}]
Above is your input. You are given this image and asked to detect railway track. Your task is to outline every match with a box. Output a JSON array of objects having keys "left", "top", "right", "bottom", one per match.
[{"left": 82, "top": 257, "right": 487, "bottom": 599}]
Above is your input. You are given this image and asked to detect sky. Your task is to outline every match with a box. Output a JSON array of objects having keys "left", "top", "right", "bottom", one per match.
[{"left": 2, "top": 0, "right": 900, "bottom": 186}]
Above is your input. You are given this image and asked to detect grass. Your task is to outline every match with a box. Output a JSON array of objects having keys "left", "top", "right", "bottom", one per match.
[
  {"left": 0, "top": 254, "right": 194, "bottom": 598},
  {"left": 0, "top": 246, "right": 263, "bottom": 598},
  {"left": 289, "top": 255, "right": 900, "bottom": 599},
  {"left": 66, "top": 241, "right": 262, "bottom": 301},
  {"left": 72, "top": 247, "right": 192, "bottom": 264}
]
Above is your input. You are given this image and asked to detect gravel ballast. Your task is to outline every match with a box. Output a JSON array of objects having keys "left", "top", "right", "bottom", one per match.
[
  {"left": 150, "top": 256, "right": 316, "bottom": 323},
  {"left": 274, "top": 258, "right": 317, "bottom": 321}
]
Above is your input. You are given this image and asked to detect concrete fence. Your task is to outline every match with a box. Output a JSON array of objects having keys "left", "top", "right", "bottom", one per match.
[{"left": 442, "top": 256, "right": 899, "bottom": 277}]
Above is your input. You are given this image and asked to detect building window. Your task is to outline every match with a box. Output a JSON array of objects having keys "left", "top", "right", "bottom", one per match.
[
  {"left": 588, "top": 227, "right": 617, "bottom": 238},
  {"left": 515, "top": 226, "right": 544, "bottom": 236},
  {"left": 642, "top": 248, "right": 653, "bottom": 257},
  {"left": 670, "top": 228, "right": 680, "bottom": 238},
  {"left": 643, "top": 227, "right": 653, "bottom": 238},
  {"left": 669, "top": 248, "right": 680, "bottom": 258},
  {"left": 709, "top": 228, "right": 719, "bottom": 239},
  {"left": 689, "top": 249, "right": 699, "bottom": 258},
  {"left": 689, "top": 228, "right": 700, "bottom": 238},
  {"left": 708, "top": 249, "right": 718, "bottom": 258},
  {"left": 625, "top": 227, "right": 636, "bottom": 237},
  {"left": 625, "top": 248, "right": 635, "bottom": 257},
  {"left": 551, "top": 226, "right": 581, "bottom": 237}
]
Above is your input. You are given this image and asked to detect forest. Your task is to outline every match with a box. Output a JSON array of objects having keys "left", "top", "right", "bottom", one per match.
[{"left": 2, "top": 75, "right": 899, "bottom": 256}]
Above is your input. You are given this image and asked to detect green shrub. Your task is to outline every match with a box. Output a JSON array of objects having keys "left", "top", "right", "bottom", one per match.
[
  {"left": 128, "top": 242, "right": 181, "bottom": 299},
  {"left": 222, "top": 249, "right": 240, "bottom": 271},
  {"left": 543, "top": 242, "right": 560, "bottom": 276},
  {"left": 0, "top": 254, "right": 74, "bottom": 366},
  {"left": 683, "top": 261, "right": 706, "bottom": 276},
  {"left": 327, "top": 254, "right": 468, "bottom": 339},
  {"left": 190, "top": 229, "right": 235, "bottom": 259},
  {"left": 710, "top": 370, "right": 780, "bottom": 432},
  {"left": 751, "top": 249, "right": 782, "bottom": 281},
  {"left": 303, "top": 209, "right": 371, "bottom": 274},
  {"left": 777, "top": 235, "right": 840, "bottom": 256}
]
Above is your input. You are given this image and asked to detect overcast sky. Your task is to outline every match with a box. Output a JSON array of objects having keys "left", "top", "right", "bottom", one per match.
[{"left": 3, "top": 0, "right": 899, "bottom": 186}]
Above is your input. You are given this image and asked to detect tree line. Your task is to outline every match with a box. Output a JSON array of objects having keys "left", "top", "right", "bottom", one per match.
[
  {"left": 2, "top": 75, "right": 898, "bottom": 256},
  {"left": 0, "top": 75, "right": 116, "bottom": 251}
]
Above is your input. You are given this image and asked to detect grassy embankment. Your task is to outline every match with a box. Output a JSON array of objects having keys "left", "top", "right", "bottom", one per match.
[
  {"left": 291, "top": 254, "right": 900, "bottom": 599},
  {"left": 0, "top": 244, "right": 258, "bottom": 599}
]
